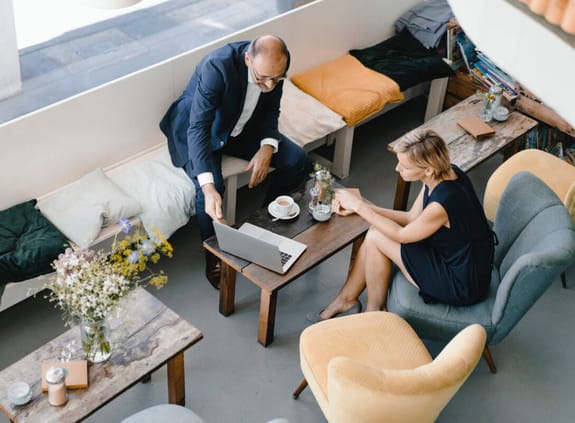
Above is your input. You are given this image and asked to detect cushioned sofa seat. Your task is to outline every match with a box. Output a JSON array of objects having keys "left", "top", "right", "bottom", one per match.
[{"left": 0, "top": 200, "right": 68, "bottom": 286}]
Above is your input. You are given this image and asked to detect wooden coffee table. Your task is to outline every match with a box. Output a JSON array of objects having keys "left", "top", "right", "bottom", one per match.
[
  {"left": 388, "top": 94, "right": 538, "bottom": 210},
  {"left": 0, "top": 288, "right": 203, "bottom": 423},
  {"left": 204, "top": 181, "right": 370, "bottom": 347}
]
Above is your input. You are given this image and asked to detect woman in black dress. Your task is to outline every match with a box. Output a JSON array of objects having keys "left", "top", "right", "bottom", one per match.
[{"left": 308, "top": 129, "right": 494, "bottom": 322}]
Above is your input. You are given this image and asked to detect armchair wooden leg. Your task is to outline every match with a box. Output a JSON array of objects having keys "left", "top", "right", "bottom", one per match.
[
  {"left": 561, "top": 271, "right": 567, "bottom": 289},
  {"left": 483, "top": 346, "right": 497, "bottom": 374},
  {"left": 292, "top": 379, "right": 308, "bottom": 399}
]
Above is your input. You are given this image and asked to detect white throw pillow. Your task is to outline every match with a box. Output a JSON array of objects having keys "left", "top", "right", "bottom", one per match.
[
  {"left": 110, "top": 149, "right": 195, "bottom": 240},
  {"left": 37, "top": 169, "right": 143, "bottom": 248}
]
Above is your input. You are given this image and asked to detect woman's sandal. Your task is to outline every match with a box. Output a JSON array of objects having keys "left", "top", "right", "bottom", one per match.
[{"left": 305, "top": 300, "right": 363, "bottom": 324}]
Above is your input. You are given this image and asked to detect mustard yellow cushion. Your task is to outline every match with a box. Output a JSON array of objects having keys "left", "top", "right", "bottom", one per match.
[{"left": 291, "top": 54, "right": 404, "bottom": 127}]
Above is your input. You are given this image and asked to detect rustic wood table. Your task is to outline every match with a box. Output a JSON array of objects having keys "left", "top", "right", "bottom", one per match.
[
  {"left": 388, "top": 94, "right": 538, "bottom": 210},
  {"left": 0, "top": 288, "right": 203, "bottom": 423},
  {"left": 204, "top": 180, "right": 370, "bottom": 347}
]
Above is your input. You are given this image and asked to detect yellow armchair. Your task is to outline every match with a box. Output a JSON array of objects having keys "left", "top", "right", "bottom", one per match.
[
  {"left": 483, "top": 148, "right": 575, "bottom": 223},
  {"left": 294, "top": 312, "right": 486, "bottom": 423}
]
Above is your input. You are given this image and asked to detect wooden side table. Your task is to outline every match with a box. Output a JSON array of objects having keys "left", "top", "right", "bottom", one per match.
[
  {"left": 0, "top": 289, "right": 203, "bottom": 423},
  {"left": 388, "top": 93, "right": 538, "bottom": 210}
]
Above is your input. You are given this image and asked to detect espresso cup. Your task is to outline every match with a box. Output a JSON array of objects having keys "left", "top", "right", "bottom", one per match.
[{"left": 274, "top": 195, "right": 294, "bottom": 218}]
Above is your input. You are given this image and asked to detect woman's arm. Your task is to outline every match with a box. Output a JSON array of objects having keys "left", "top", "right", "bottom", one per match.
[
  {"left": 337, "top": 187, "right": 448, "bottom": 244},
  {"left": 333, "top": 185, "right": 425, "bottom": 226}
]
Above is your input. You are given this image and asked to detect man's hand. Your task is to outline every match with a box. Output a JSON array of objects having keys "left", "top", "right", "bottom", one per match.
[
  {"left": 245, "top": 145, "right": 273, "bottom": 188},
  {"left": 202, "top": 183, "right": 224, "bottom": 222}
]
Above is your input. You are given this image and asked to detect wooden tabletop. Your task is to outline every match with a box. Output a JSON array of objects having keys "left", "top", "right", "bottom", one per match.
[
  {"left": 0, "top": 288, "right": 203, "bottom": 423},
  {"left": 388, "top": 94, "right": 538, "bottom": 172},
  {"left": 204, "top": 179, "right": 370, "bottom": 346}
]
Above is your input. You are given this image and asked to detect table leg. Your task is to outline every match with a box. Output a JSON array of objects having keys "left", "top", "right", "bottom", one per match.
[
  {"left": 258, "top": 289, "right": 278, "bottom": 347},
  {"left": 219, "top": 261, "right": 237, "bottom": 316},
  {"left": 393, "top": 175, "right": 411, "bottom": 211},
  {"left": 167, "top": 352, "right": 186, "bottom": 405},
  {"left": 502, "top": 137, "right": 521, "bottom": 161}
]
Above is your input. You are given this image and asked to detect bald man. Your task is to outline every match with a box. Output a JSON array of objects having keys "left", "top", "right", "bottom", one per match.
[{"left": 160, "top": 35, "right": 309, "bottom": 289}]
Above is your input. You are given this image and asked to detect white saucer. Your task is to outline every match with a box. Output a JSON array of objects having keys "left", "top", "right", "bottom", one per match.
[{"left": 268, "top": 202, "right": 300, "bottom": 220}]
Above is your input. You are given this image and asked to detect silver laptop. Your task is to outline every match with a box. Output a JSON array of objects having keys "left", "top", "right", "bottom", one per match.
[{"left": 213, "top": 221, "right": 307, "bottom": 274}]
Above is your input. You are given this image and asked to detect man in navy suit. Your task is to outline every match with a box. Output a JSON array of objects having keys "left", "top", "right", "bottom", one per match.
[{"left": 160, "top": 35, "right": 309, "bottom": 289}]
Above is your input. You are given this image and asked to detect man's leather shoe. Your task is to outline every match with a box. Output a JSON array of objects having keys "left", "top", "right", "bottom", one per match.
[{"left": 205, "top": 250, "right": 221, "bottom": 290}]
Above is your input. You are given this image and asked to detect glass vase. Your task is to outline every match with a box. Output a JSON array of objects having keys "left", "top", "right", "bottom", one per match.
[
  {"left": 80, "top": 318, "right": 112, "bottom": 363},
  {"left": 479, "top": 97, "right": 493, "bottom": 122},
  {"left": 314, "top": 169, "right": 333, "bottom": 203}
]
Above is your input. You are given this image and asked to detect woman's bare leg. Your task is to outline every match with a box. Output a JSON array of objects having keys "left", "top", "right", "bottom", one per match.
[
  {"left": 318, "top": 236, "right": 369, "bottom": 319},
  {"left": 363, "top": 228, "right": 417, "bottom": 311},
  {"left": 318, "top": 226, "right": 418, "bottom": 318}
]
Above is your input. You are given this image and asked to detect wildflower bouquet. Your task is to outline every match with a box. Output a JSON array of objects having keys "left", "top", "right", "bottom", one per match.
[
  {"left": 47, "top": 218, "right": 173, "bottom": 325},
  {"left": 45, "top": 218, "right": 173, "bottom": 361}
]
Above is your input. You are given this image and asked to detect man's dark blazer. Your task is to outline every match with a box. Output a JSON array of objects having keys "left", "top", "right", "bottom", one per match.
[{"left": 159, "top": 41, "right": 287, "bottom": 178}]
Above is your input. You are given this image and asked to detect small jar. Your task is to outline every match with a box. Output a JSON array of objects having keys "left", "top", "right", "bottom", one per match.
[
  {"left": 46, "top": 366, "right": 68, "bottom": 407},
  {"left": 489, "top": 84, "right": 503, "bottom": 111},
  {"left": 309, "top": 186, "right": 320, "bottom": 212}
]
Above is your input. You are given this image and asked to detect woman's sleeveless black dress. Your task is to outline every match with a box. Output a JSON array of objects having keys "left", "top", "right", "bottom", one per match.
[{"left": 400, "top": 165, "right": 494, "bottom": 306}]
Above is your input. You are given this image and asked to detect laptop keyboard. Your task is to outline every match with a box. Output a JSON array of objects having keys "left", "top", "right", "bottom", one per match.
[{"left": 279, "top": 251, "right": 292, "bottom": 265}]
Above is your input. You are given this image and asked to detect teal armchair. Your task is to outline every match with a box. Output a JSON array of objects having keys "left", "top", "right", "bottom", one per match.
[{"left": 387, "top": 172, "right": 575, "bottom": 373}]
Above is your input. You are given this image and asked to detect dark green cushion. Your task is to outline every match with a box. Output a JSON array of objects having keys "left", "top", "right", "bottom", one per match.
[
  {"left": 349, "top": 29, "right": 454, "bottom": 91},
  {"left": 0, "top": 200, "right": 68, "bottom": 284}
]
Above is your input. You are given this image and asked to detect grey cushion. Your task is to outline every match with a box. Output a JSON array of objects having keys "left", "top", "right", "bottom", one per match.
[{"left": 121, "top": 404, "right": 206, "bottom": 423}]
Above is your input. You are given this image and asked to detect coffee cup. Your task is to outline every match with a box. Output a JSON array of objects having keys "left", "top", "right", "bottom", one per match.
[{"left": 274, "top": 195, "right": 294, "bottom": 218}]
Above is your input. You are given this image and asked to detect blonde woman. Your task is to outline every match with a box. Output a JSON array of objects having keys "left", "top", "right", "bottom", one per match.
[{"left": 307, "top": 129, "right": 495, "bottom": 322}]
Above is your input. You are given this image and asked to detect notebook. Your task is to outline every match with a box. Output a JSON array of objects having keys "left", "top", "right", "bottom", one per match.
[
  {"left": 457, "top": 116, "right": 496, "bottom": 139},
  {"left": 213, "top": 221, "right": 307, "bottom": 274},
  {"left": 41, "top": 360, "right": 88, "bottom": 391}
]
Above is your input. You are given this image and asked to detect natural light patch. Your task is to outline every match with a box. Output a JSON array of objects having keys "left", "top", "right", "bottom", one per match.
[
  {"left": 197, "top": 17, "right": 230, "bottom": 31},
  {"left": 12, "top": 0, "right": 170, "bottom": 49}
]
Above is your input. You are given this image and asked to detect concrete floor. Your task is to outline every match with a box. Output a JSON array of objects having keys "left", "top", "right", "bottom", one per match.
[{"left": 1, "top": 97, "right": 574, "bottom": 422}]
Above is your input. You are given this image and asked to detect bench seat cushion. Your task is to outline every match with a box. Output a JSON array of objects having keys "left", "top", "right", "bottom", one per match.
[
  {"left": 279, "top": 79, "right": 346, "bottom": 148},
  {"left": 291, "top": 54, "right": 404, "bottom": 127},
  {"left": 0, "top": 200, "right": 68, "bottom": 285}
]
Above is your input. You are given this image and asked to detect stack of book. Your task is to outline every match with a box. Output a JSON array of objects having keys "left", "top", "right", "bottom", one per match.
[{"left": 456, "top": 32, "right": 519, "bottom": 100}]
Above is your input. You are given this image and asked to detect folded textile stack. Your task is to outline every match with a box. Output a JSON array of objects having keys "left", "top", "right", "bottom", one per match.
[{"left": 395, "top": 0, "right": 454, "bottom": 49}]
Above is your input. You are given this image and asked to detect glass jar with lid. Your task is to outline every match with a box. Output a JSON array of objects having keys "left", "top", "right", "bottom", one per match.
[{"left": 46, "top": 366, "right": 68, "bottom": 406}]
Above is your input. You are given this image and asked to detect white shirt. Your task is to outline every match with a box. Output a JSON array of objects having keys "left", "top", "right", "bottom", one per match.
[{"left": 197, "top": 71, "right": 279, "bottom": 187}]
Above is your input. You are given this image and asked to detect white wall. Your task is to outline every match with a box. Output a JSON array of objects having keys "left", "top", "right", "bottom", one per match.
[
  {"left": 448, "top": 0, "right": 575, "bottom": 128},
  {"left": 0, "top": 0, "right": 420, "bottom": 210},
  {"left": 0, "top": 0, "right": 22, "bottom": 100}
]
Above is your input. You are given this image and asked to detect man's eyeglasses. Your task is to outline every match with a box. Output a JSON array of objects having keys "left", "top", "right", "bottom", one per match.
[{"left": 248, "top": 61, "right": 286, "bottom": 84}]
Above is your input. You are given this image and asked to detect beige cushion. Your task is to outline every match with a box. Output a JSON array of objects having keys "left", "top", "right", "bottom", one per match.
[
  {"left": 37, "top": 168, "right": 142, "bottom": 248},
  {"left": 279, "top": 79, "right": 345, "bottom": 148}
]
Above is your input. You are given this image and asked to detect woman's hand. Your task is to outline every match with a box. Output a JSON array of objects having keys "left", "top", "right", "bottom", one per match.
[{"left": 332, "top": 188, "right": 362, "bottom": 215}]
